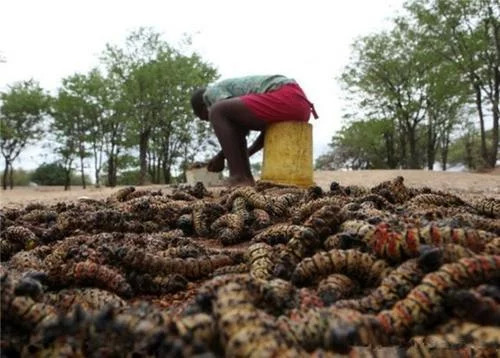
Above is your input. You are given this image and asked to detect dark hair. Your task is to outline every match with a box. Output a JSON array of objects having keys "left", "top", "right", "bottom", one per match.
[{"left": 190, "top": 87, "right": 206, "bottom": 116}]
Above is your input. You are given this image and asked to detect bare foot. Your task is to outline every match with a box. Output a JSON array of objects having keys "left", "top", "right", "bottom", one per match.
[{"left": 226, "top": 175, "right": 255, "bottom": 187}]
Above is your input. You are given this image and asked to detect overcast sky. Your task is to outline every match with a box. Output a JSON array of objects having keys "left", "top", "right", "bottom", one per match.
[{"left": 0, "top": 0, "right": 404, "bottom": 170}]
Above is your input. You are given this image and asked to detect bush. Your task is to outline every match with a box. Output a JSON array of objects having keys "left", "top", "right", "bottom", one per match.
[
  {"left": 0, "top": 168, "right": 33, "bottom": 186},
  {"left": 115, "top": 170, "right": 152, "bottom": 186},
  {"left": 31, "top": 162, "right": 90, "bottom": 186}
]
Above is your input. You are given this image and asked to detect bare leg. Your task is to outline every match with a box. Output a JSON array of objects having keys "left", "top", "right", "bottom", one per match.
[{"left": 209, "top": 98, "right": 267, "bottom": 186}]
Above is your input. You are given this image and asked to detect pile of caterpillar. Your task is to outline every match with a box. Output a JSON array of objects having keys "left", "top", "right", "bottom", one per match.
[{"left": 1, "top": 177, "right": 499, "bottom": 356}]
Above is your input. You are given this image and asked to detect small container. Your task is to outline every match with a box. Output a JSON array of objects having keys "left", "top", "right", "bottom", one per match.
[
  {"left": 185, "top": 166, "right": 223, "bottom": 187},
  {"left": 261, "top": 121, "right": 313, "bottom": 187}
]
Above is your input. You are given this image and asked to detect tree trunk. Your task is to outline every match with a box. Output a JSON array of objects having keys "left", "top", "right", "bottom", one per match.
[
  {"left": 473, "top": 82, "right": 489, "bottom": 168},
  {"left": 440, "top": 134, "right": 450, "bottom": 171},
  {"left": 64, "top": 168, "right": 71, "bottom": 191},
  {"left": 107, "top": 153, "right": 116, "bottom": 187},
  {"left": 3, "top": 160, "right": 9, "bottom": 190},
  {"left": 156, "top": 156, "right": 161, "bottom": 183},
  {"left": 139, "top": 131, "right": 150, "bottom": 186},
  {"left": 408, "top": 126, "right": 420, "bottom": 169},
  {"left": 9, "top": 163, "right": 14, "bottom": 189},
  {"left": 162, "top": 162, "right": 171, "bottom": 184},
  {"left": 426, "top": 111, "right": 435, "bottom": 170},
  {"left": 80, "top": 156, "right": 86, "bottom": 189}
]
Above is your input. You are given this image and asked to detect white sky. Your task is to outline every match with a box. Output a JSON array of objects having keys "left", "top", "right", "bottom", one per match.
[{"left": 0, "top": 0, "right": 403, "bottom": 170}]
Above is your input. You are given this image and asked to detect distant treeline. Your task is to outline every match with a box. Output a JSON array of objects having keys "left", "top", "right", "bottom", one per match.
[
  {"left": 317, "top": 0, "right": 499, "bottom": 171},
  {"left": 1, "top": 28, "right": 219, "bottom": 190}
]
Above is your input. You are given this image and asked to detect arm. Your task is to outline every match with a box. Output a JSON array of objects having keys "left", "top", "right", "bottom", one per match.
[{"left": 247, "top": 131, "right": 265, "bottom": 157}]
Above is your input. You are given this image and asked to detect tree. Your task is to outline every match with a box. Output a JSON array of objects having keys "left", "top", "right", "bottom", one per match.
[
  {"left": 406, "top": 0, "right": 500, "bottom": 168},
  {"left": 340, "top": 24, "right": 428, "bottom": 169},
  {"left": 0, "top": 80, "right": 49, "bottom": 189},
  {"left": 100, "top": 28, "right": 218, "bottom": 185}
]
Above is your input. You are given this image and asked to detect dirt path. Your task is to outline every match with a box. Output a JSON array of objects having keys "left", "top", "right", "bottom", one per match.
[{"left": 0, "top": 170, "right": 498, "bottom": 208}]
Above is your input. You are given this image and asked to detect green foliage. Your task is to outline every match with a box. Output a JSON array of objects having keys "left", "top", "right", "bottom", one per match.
[
  {"left": 0, "top": 80, "right": 50, "bottom": 188},
  {"left": 30, "top": 162, "right": 90, "bottom": 186},
  {"left": 115, "top": 169, "right": 151, "bottom": 186},
  {"left": 329, "top": 0, "right": 498, "bottom": 170},
  {"left": 0, "top": 169, "right": 32, "bottom": 186}
]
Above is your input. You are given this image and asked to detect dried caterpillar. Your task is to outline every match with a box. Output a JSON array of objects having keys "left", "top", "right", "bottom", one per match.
[
  {"left": 377, "top": 255, "right": 500, "bottom": 336},
  {"left": 1, "top": 225, "right": 38, "bottom": 259},
  {"left": 213, "top": 282, "right": 300, "bottom": 357},
  {"left": 370, "top": 176, "right": 410, "bottom": 204},
  {"left": 291, "top": 249, "right": 391, "bottom": 287},
  {"left": 115, "top": 247, "right": 233, "bottom": 279},
  {"left": 339, "top": 220, "right": 492, "bottom": 262},
  {"left": 226, "top": 186, "right": 268, "bottom": 211},
  {"left": 171, "top": 312, "right": 216, "bottom": 347},
  {"left": 444, "top": 288, "right": 500, "bottom": 325},
  {"left": 407, "top": 193, "right": 467, "bottom": 209},
  {"left": 409, "top": 322, "right": 500, "bottom": 348},
  {"left": 334, "top": 259, "right": 424, "bottom": 313},
  {"left": 191, "top": 200, "right": 225, "bottom": 237},
  {"left": 19, "top": 209, "right": 58, "bottom": 223},
  {"left": 316, "top": 274, "right": 359, "bottom": 305},
  {"left": 291, "top": 197, "right": 347, "bottom": 224},
  {"left": 278, "top": 307, "right": 387, "bottom": 352},
  {"left": 484, "top": 237, "right": 500, "bottom": 255},
  {"left": 127, "top": 272, "right": 188, "bottom": 294},
  {"left": 43, "top": 287, "right": 126, "bottom": 312},
  {"left": 355, "top": 193, "right": 395, "bottom": 210},
  {"left": 107, "top": 186, "right": 136, "bottom": 203},
  {"left": 274, "top": 205, "right": 343, "bottom": 279},
  {"left": 472, "top": 198, "right": 500, "bottom": 219},
  {"left": 453, "top": 213, "right": 500, "bottom": 235},
  {"left": 59, "top": 260, "right": 133, "bottom": 297},
  {"left": 212, "top": 263, "right": 249, "bottom": 277},
  {"left": 251, "top": 223, "right": 306, "bottom": 245},
  {"left": 246, "top": 243, "right": 274, "bottom": 281},
  {"left": 210, "top": 213, "right": 247, "bottom": 245}
]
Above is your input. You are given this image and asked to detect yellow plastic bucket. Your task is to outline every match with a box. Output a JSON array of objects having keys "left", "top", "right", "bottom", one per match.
[{"left": 260, "top": 121, "right": 313, "bottom": 187}]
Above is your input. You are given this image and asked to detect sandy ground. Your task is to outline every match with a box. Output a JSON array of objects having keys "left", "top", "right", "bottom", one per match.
[{"left": 0, "top": 169, "right": 498, "bottom": 208}]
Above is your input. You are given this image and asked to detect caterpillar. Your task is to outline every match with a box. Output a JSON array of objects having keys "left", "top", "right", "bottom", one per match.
[
  {"left": 316, "top": 274, "right": 359, "bottom": 305},
  {"left": 213, "top": 282, "right": 301, "bottom": 357},
  {"left": 278, "top": 307, "right": 387, "bottom": 352},
  {"left": 267, "top": 192, "right": 303, "bottom": 217},
  {"left": 58, "top": 260, "right": 133, "bottom": 297},
  {"left": 472, "top": 198, "right": 500, "bottom": 219},
  {"left": 246, "top": 243, "right": 274, "bottom": 281},
  {"left": 107, "top": 186, "right": 136, "bottom": 203},
  {"left": 114, "top": 247, "right": 233, "bottom": 279},
  {"left": 1, "top": 270, "right": 57, "bottom": 330},
  {"left": 484, "top": 237, "right": 500, "bottom": 255},
  {"left": 210, "top": 213, "right": 247, "bottom": 245},
  {"left": 453, "top": 213, "right": 500, "bottom": 235},
  {"left": 127, "top": 272, "right": 188, "bottom": 294},
  {"left": 171, "top": 190, "right": 198, "bottom": 201},
  {"left": 377, "top": 255, "right": 500, "bottom": 336},
  {"left": 158, "top": 244, "right": 206, "bottom": 258},
  {"left": 370, "top": 176, "right": 410, "bottom": 204},
  {"left": 355, "top": 193, "right": 395, "bottom": 210},
  {"left": 189, "top": 181, "right": 211, "bottom": 199},
  {"left": 226, "top": 186, "right": 268, "bottom": 211},
  {"left": 251, "top": 223, "right": 306, "bottom": 245},
  {"left": 212, "top": 263, "right": 249, "bottom": 277},
  {"left": 191, "top": 200, "right": 225, "bottom": 237},
  {"left": 334, "top": 259, "right": 423, "bottom": 313},
  {"left": 43, "top": 287, "right": 126, "bottom": 312},
  {"left": 19, "top": 209, "right": 58, "bottom": 224},
  {"left": 409, "top": 322, "right": 500, "bottom": 348},
  {"left": 273, "top": 227, "right": 319, "bottom": 280},
  {"left": 444, "top": 288, "right": 500, "bottom": 325},
  {"left": 249, "top": 208, "right": 272, "bottom": 232},
  {"left": 291, "top": 249, "right": 391, "bottom": 287},
  {"left": 339, "top": 220, "right": 492, "bottom": 262},
  {"left": 2, "top": 225, "right": 38, "bottom": 254},
  {"left": 171, "top": 312, "right": 216, "bottom": 347},
  {"left": 407, "top": 193, "right": 466, "bottom": 209},
  {"left": 417, "top": 244, "right": 476, "bottom": 272},
  {"left": 250, "top": 278, "right": 298, "bottom": 314},
  {"left": 291, "top": 197, "right": 347, "bottom": 224},
  {"left": 177, "top": 213, "right": 194, "bottom": 235},
  {"left": 274, "top": 205, "right": 343, "bottom": 279}
]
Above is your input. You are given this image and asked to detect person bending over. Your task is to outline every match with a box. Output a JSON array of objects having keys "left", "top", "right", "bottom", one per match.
[{"left": 190, "top": 74, "right": 317, "bottom": 187}]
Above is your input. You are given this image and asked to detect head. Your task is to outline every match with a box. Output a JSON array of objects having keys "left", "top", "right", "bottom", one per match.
[{"left": 190, "top": 88, "right": 209, "bottom": 121}]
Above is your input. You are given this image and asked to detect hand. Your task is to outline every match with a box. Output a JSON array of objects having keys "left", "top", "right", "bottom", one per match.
[{"left": 207, "top": 154, "right": 225, "bottom": 172}]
